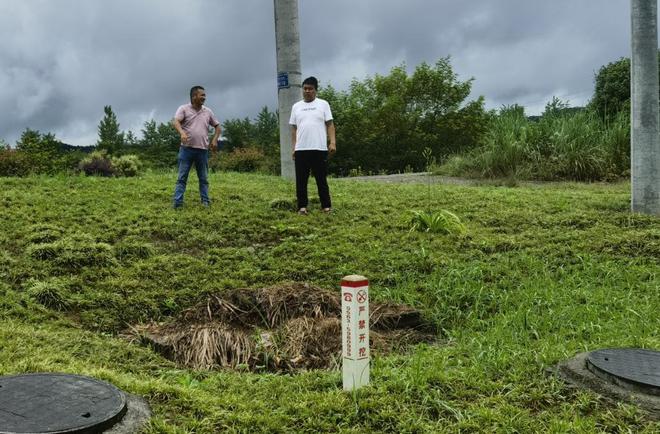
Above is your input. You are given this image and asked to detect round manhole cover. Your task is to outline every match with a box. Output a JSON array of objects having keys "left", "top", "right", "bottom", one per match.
[
  {"left": 0, "top": 373, "right": 127, "bottom": 434},
  {"left": 587, "top": 348, "right": 660, "bottom": 395}
]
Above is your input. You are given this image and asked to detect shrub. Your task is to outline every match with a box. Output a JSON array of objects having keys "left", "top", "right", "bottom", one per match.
[
  {"left": 0, "top": 149, "right": 31, "bottom": 177},
  {"left": 214, "top": 147, "right": 269, "bottom": 173},
  {"left": 112, "top": 154, "right": 143, "bottom": 177},
  {"left": 79, "top": 150, "right": 114, "bottom": 176}
]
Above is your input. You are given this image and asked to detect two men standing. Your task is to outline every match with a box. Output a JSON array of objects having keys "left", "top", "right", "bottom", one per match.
[{"left": 172, "top": 78, "right": 335, "bottom": 213}]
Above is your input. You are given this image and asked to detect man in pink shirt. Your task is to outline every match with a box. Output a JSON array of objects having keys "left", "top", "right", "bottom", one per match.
[{"left": 172, "top": 85, "right": 221, "bottom": 208}]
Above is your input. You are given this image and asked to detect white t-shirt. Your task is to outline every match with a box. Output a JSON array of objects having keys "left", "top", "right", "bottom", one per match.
[{"left": 289, "top": 97, "right": 333, "bottom": 151}]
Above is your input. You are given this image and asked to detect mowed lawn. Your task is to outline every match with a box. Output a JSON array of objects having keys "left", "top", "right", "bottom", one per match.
[{"left": 0, "top": 171, "right": 658, "bottom": 433}]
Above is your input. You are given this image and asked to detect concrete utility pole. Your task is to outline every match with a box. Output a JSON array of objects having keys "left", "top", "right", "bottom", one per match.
[
  {"left": 274, "top": 0, "right": 302, "bottom": 180},
  {"left": 631, "top": 0, "right": 660, "bottom": 214}
]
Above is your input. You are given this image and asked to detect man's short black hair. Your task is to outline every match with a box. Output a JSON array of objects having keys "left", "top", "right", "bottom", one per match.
[
  {"left": 190, "top": 85, "right": 205, "bottom": 101},
  {"left": 302, "top": 76, "right": 318, "bottom": 90}
]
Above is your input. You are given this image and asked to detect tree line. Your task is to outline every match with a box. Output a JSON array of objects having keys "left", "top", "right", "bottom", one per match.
[{"left": 0, "top": 54, "right": 652, "bottom": 180}]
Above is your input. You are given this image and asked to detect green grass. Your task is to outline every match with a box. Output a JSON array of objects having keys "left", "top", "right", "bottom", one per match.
[{"left": 1, "top": 171, "right": 659, "bottom": 433}]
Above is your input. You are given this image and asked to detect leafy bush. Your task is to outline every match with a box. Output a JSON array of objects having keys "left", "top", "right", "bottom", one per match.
[
  {"left": 213, "top": 147, "right": 269, "bottom": 173},
  {"left": 79, "top": 150, "right": 114, "bottom": 176},
  {"left": 15, "top": 129, "right": 64, "bottom": 174},
  {"left": 112, "top": 154, "right": 143, "bottom": 177},
  {"left": 0, "top": 148, "right": 31, "bottom": 177}
]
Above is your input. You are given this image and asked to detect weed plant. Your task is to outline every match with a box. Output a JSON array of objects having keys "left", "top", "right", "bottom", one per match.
[
  {"left": 0, "top": 172, "right": 658, "bottom": 432},
  {"left": 410, "top": 148, "right": 467, "bottom": 236},
  {"left": 410, "top": 209, "right": 466, "bottom": 235}
]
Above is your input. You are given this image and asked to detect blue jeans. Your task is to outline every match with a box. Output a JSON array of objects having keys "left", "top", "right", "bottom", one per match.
[{"left": 173, "top": 147, "right": 209, "bottom": 207}]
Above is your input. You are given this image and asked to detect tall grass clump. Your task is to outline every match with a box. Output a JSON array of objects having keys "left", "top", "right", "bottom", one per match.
[
  {"left": 410, "top": 148, "right": 468, "bottom": 235},
  {"left": 601, "top": 111, "right": 631, "bottom": 177},
  {"left": 439, "top": 98, "right": 631, "bottom": 182},
  {"left": 539, "top": 108, "right": 607, "bottom": 181},
  {"left": 476, "top": 104, "right": 531, "bottom": 178},
  {"left": 26, "top": 279, "right": 71, "bottom": 311},
  {"left": 410, "top": 209, "right": 466, "bottom": 235}
]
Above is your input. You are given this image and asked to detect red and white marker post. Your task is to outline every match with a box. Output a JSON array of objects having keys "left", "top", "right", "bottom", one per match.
[{"left": 341, "top": 275, "right": 370, "bottom": 391}]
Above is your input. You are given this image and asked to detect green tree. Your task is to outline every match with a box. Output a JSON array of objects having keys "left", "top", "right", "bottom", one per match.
[
  {"left": 591, "top": 53, "right": 660, "bottom": 120},
  {"left": 139, "top": 119, "right": 180, "bottom": 167},
  {"left": 320, "top": 58, "right": 489, "bottom": 175},
  {"left": 124, "top": 130, "right": 139, "bottom": 148},
  {"left": 222, "top": 117, "right": 254, "bottom": 152},
  {"left": 16, "top": 129, "right": 64, "bottom": 174},
  {"left": 96, "top": 105, "right": 124, "bottom": 154},
  {"left": 253, "top": 106, "right": 279, "bottom": 155}
]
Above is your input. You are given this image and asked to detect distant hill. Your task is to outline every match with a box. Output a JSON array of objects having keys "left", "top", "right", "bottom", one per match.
[{"left": 58, "top": 143, "right": 96, "bottom": 153}]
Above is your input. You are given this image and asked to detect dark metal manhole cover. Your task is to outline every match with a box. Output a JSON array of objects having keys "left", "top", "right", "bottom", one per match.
[
  {"left": 587, "top": 348, "right": 660, "bottom": 396},
  {"left": 0, "top": 373, "right": 127, "bottom": 434}
]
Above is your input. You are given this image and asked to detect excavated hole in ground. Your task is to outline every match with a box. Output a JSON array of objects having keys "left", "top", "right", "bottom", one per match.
[{"left": 126, "top": 282, "right": 437, "bottom": 373}]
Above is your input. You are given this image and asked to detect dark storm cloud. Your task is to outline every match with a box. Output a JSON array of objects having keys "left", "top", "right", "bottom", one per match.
[
  {"left": 0, "top": 0, "right": 276, "bottom": 146},
  {"left": 300, "top": 0, "right": 631, "bottom": 113},
  {"left": 0, "top": 1, "right": 635, "bottom": 146}
]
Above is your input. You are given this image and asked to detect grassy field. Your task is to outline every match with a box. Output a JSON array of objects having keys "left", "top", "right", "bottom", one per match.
[{"left": 1, "top": 171, "right": 659, "bottom": 433}]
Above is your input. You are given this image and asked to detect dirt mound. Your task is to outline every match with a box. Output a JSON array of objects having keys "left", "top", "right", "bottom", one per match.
[{"left": 128, "top": 282, "right": 435, "bottom": 372}]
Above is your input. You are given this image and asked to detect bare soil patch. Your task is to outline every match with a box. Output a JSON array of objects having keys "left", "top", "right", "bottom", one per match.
[{"left": 127, "top": 282, "right": 435, "bottom": 372}]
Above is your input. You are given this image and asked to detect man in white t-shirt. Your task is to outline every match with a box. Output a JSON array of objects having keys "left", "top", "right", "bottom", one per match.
[{"left": 289, "top": 76, "right": 336, "bottom": 215}]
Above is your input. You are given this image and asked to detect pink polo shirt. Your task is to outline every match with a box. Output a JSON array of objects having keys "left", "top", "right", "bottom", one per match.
[{"left": 174, "top": 104, "right": 220, "bottom": 149}]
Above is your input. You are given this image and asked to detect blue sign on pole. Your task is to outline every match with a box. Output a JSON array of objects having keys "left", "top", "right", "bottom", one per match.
[{"left": 277, "top": 72, "right": 289, "bottom": 89}]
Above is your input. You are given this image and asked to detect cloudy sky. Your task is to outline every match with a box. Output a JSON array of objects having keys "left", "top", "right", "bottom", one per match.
[{"left": 0, "top": 0, "right": 636, "bottom": 146}]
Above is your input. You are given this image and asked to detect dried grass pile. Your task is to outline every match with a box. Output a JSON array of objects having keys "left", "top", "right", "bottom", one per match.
[{"left": 129, "top": 282, "right": 434, "bottom": 373}]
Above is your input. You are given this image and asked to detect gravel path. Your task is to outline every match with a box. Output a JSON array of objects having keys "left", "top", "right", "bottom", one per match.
[{"left": 335, "top": 172, "right": 479, "bottom": 185}]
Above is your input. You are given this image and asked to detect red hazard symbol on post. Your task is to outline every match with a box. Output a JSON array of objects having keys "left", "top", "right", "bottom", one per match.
[
  {"left": 357, "top": 290, "right": 368, "bottom": 303},
  {"left": 343, "top": 292, "right": 353, "bottom": 302}
]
